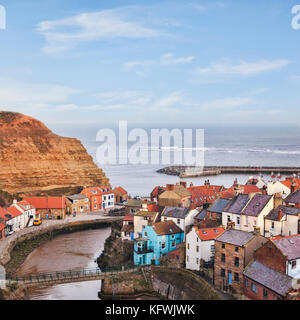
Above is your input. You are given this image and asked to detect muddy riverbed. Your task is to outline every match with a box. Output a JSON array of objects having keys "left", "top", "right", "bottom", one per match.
[{"left": 17, "top": 227, "right": 111, "bottom": 300}]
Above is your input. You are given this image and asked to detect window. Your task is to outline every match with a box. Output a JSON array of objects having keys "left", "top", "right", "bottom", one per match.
[
  {"left": 237, "top": 217, "right": 240, "bottom": 225},
  {"left": 211, "top": 245, "right": 215, "bottom": 253},
  {"left": 221, "top": 269, "right": 225, "bottom": 278},
  {"left": 227, "top": 215, "right": 231, "bottom": 222},
  {"left": 235, "top": 247, "right": 239, "bottom": 252},
  {"left": 221, "top": 253, "right": 226, "bottom": 262},
  {"left": 292, "top": 260, "right": 297, "bottom": 269},
  {"left": 187, "top": 255, "right": 189, "bottom": 262},
  {"left": 196, "top": 258, "right": 199, "bottom": 265},
  {"left": 222, "top": 243, "right": 225, "bottom": 249},
  {"left": 144, "top": 232, "right": 147, "bottom": 237},
  {"left": 104, "top": 196, "right": 106, "bottom": 200},
  {"left": 187, "top": 243, "right": 190, "bottom": 250},
  {"left": 177, "top": 218, "right": 180, "bottom": 225},
  {"left": 251, "top": 283, "right": 257, "bottom": 293},
  {"left": 171, "top": 241, "right": 176, "bottom": 248},
  {"left": 162, "top": 242, "right": 166, "bottom": 249},
  {"left": 171, "top": 234, "right": 175, "bottom": 239},
  {"left": 234, "top": 272, "right": 239, "bottom": 282},
  {"left": 94, "top": 204, "right": 97, "bottom": 209},
  {"left": 196, "top": 246, "right": 199, "bottom": 252},
  {"left": 234, "top": 257, "right": 239, "bottom": 267},
  {"left": 245, "top": 279, "right": 249, "bottom": 288},
  {"left": 263, "top": 288, "right": 268, "bottom": 299}
]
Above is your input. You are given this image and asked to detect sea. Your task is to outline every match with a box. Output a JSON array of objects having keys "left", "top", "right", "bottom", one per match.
[{"left": 48, "top": 122, "right": 300, "bottom": 197}]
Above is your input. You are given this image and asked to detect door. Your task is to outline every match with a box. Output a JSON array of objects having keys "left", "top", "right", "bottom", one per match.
[
  {"left": 142, "top": 255, "right": 146, "bottom": 265},
  {"left": 130, "top": 232, "right": 134, "bottom": 241},
  {"left": 228, "top": 270, "right": 232, "bottom": 285}
]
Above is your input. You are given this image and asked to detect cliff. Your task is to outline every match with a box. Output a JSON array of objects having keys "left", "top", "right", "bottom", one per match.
[{"left": 0, "top": 111, "right": 110, "bottom": 195}]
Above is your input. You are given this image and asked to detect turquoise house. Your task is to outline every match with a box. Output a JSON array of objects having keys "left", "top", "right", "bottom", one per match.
[{"left": 134, "top": 220, "right": 184, "bottom": 266}]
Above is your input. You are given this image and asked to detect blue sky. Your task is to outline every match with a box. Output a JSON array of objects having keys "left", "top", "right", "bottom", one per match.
[{"left": 0, "top": 0, "right": 300, "bottom": 125}]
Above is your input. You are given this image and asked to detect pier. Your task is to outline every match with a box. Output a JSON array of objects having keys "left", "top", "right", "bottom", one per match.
[{"left": 157, "top": 166, "right": 300, "bottom": 178}]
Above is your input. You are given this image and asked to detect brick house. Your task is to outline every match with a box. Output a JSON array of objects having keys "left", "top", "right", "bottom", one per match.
[
  {"left": 66, "top": 194, "right": 90, "bottom": 215},
  {"left": 242, "top": 235, "right": 300, "bottom": 300},
  {"left": 214, "top": 224, "right": 268, "bottom": 293},
  {"left": 81, "top": 186, "right": 114, "bottom": 211},
  {"left": 24, "top": 197, "right": 66, "bottom": 220},
  {"left": 158, "top": 183, "right": 192, "bottom": 208},
  {"left": 113, "top": 186, "right": 128, "bottom": 203}
]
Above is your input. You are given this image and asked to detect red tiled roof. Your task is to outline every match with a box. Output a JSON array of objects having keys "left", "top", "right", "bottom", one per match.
[
  {"left": 81, "top": 186, "right": 112, "bottom": 197},
  {"left": 147, "top": 203, "right": 159, "bottom": 212},
  {"left": 151, "top": 186, "right": 166, "bottom": 198},
  {"left": 187, "top": 186, "right": 218, "bottom": 205},
  {"left": 219, "top": 184, "right": 262, "bottom": 199},
  {"left": 23, "top": 197, "right": 66, "bottom": 209},
  {"left": 7, "top": 206, "right": 22, "bottom": 218},
  {"left": 197, "top": 227, "right": 225, "bottom": 241},
  {"left": 114, "top": 186, "right": 127, "bottom": 195},
  {"left": 16, "top": 200, "right": 35, "bottom": 210}
]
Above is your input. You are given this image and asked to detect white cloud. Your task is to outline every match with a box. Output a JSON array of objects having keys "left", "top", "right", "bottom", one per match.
[
  {"left": 37, "top": 8, "right": 162, "bottom": 54},
  {"left": 195, "top": 58, "right": 290, "bottom": 76},
  {"left": 201, "top": 97, "right": 254, "bottom": 110},
  {"left": 0, "top": 79, "right": 80, "bottom": 110},
  {"left": 124, "top": 53, "right": 195, "bottom": 74}
]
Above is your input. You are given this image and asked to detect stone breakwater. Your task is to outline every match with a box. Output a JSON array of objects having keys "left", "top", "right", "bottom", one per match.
[
  {"left": 157, "top": 166, "right": 300, "bottom": 178},
  {"left": 0, "top": 215, "right": 124, "bottom": 273}
]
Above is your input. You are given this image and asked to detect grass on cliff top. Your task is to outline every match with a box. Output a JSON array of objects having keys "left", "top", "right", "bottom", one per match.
[{"left": 0, "top": 112, "right": 19, "bottom": 123}]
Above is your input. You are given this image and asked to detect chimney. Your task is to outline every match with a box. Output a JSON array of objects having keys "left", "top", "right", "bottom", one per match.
[
  {"left": 190, "top": 203, "right": 197, "bottom": 210},
  {"left": 13, "top": 199, "right": 17, "bottom": 205},
  {"left": 234, "top": 178, "right": 238, "bottom": 186},
  {"left": 190, "top": 182, "right": 194, "bottom": 187},
  {"left": 253, "top": 227, "right": 261, "bottom": 236},
  {"left": 180, "top": 181, "right": 187, "bottom": 189},
  {"left": 227, "top": 221, "right": 235, "bottom": 230},
  {"left": 291, "top": 181, "right": 298, "bottom": 193},
  {"left": 278, "top": 207, "right": 283, "bottom": 221},
  {"left": 166, "top": 184, "right": 175, "bottom": 191},
  {"left": 274, "top": 193, "right": 283, "bottom": 209}
]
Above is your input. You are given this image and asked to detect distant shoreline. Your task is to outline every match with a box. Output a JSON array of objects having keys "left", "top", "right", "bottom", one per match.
[{"left": 157, "top": 166, "right": 300, "bottom": 178}]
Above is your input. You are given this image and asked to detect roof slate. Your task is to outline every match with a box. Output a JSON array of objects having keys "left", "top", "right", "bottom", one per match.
[
  {"left": 284, "top": 189, "right": 300, "bottom": 204},
  {"left": 162, "top": 207, "right": 190, "bottom": 219},
  {"left": 224, "top": 194, "right": 250, "bottom": 214},
  {"left": 216, "top": 229, "right": 255, "bottom": 246},
  {"left": 242, "top": 194, "right": 272, "bottom": 217},
  {"left": 265, "top": 205, "right": 300, "bottom": 221},
  {"left": 273, "top": 234, "right": 300, "bottom": 260},
  {"left": 243, "top": 260, "right": 293, "bottom": 297},
  {"left": 152, "top": 220, "right": 183, "bottom": 236},
  {"left": 208, "top": 198, "right": 231, "bottom": 214}
]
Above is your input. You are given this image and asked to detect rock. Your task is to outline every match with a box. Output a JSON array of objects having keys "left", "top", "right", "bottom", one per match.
[{"left": 0, "top": 111, "right": 110, "bottom": 195}]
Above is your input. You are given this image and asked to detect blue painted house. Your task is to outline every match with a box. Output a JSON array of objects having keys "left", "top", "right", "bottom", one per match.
[{"left": 134, "top": 220, "right": 184, "bottom": 266}]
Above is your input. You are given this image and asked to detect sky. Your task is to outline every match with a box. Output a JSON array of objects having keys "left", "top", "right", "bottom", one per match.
[{"left": 0, "top": 0, "right": 300, "bottom": 126}]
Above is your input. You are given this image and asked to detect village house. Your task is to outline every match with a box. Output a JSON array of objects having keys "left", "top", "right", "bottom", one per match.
[
  {"left": 158, "top": 182, "right": 192, "bottom": 208},
  {"left": 206, "top": 198, "right": 231, "bottom": 222},
  {"left": 240, "top": 194, "right": 273, "bottom": 235},
  {"left": 0, "top": 206, "right": 22, "bottom": 235},
  {"left": 81, "top": 186, "right": 115, "bottom": 211},
  {"left": 246, "top": 176, "right": 267, "bottom": 190},
  {"left": 243, "top": 235, "right": 300, "bottom": 300},
  {"left": 267, "top": 178, "right": 299, "bottom": 199},
  {"left": 264, "top": 205, "right": 300, "bottom": 237},
  {"left": 24, "top": 197, "right": 66, "bottom": 220},
  {"left": 150, "top": 186, "right": 166, "bottom": 202},
  {"left": 121, "top": 215, "right": 134, "bottom": 241},
  {"left": 133, "top": 210, "right": 160, "bottom": 239},
  {"left": 221, "top": 194, "right": 250, "bottom": 230},
  {"left": 133, "top": 220, "right": 184, "bottom": 266},
  {"left": 284, "top": 189, "right": 300, "bottom": 208},
  {"left": 214, "top": 224, "right": 268, "bottom": 293},
  {"left": 125, "top": 199, "right": 155, "bottom": 215},
  {"left": 187, "top": 181, "right": 223, "bottom": 207},
  {"left": 66, "top": 194, "right": 90, "bottom": 215},
  {"left": 11, "top": 200, "right": 36, "bottom": 227},
  {"left": 161, "top": 206, "right": 199, "bottom": 239},
  {"left": 113, "top": 186, "right": 128, "bottom": 203},
  {"left": 220, "top": 180, "right": 262, "bottom": 200},
  {"left": 186, "top": 226, "right": 225, "bottom": 271}
]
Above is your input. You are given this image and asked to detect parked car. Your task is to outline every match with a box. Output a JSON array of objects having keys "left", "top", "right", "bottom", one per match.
[{"left": 33, "top": 218, "right": 42, "bottom": 226}]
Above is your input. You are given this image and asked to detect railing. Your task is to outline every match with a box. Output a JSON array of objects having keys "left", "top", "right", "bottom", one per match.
[
  {"left": 135, "top": 247, "right": 154, "bottom": 254},
  {"left": 6, "top": 265, "right": 141, "bottom": 284}
]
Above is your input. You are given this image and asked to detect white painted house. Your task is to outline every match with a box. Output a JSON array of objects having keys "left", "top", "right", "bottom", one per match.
[
  {"left": 186, "top": 226, "right": 225, "bottom": 270},
  {"left": 240, "top": 194, "right": 274, "bottom": 235},
  {"left": 264, "top": 206, "right": 300, "bottom": 238},
  {"left": 12, "top": 200, "right": 36, "bottom": 228},
  {"left": 267, "top": 181, "right": 291, "bottom": 199},
  {"left": 272, "top": 235, "right": 300, "bottom": 279},
  {"left": 133, "top": 210, "right": 160, "bottom": 239},
  {"left": 162, "top": 207, "right": 199, "bottom": 239}
]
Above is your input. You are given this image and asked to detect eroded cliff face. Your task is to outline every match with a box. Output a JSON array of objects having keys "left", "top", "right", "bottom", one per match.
[{"left": 0, "top": 111, "right": 110, "bottom": 195}]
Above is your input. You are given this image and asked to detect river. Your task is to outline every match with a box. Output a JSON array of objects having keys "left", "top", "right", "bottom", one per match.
[{"left": 17, "top": 227, "right": 111, "bottom": 300}]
